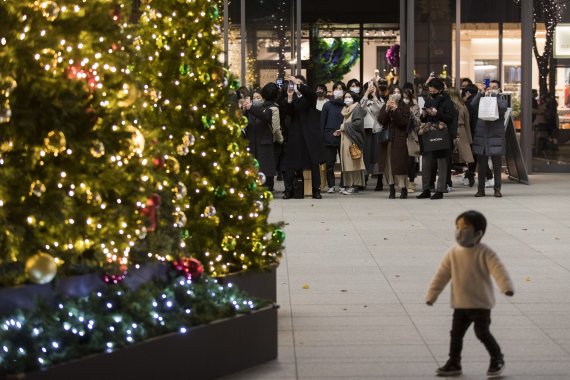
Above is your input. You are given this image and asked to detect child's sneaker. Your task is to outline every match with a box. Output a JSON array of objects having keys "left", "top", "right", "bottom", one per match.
[
  {"left": 487, "top": 357, "right": 505, "bottom": 377},
  {"left": 436, "top": 361, "right": 462, "bottom": 377}
]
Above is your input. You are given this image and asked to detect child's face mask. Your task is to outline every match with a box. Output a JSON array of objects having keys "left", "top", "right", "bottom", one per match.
[{"left": 455, "top": 218, "right": 483, "bottom": 247}]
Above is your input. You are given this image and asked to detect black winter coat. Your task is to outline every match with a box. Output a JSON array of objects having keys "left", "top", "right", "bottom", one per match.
[
  {"left": 471, "top": 94, "right": 508, "bottom": 156},
  {"left": 244, "top": 103, "right": 277, "bottom": 176},
  {"left": 283, "top": 84, "right": 327, "bottom": 169},
  {"left": 420, "top": 93, "right": 457, "bottom": 158},
  {"left": 320, "top": 98, "right": 344, "bottom": 147}
]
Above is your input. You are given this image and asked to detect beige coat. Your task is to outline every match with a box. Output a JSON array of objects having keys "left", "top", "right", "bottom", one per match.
[
  {"left": 340, "top": 105, "right": 366, "bottom": 172},
  {"left": 456, "top": 103, "right": 474, "bottom": 163},
  {"left": 426, "top": 243, "right": 514, "bottom": 309}
]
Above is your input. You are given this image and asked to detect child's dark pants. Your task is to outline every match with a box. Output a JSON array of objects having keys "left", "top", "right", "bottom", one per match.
[{"left": 449, "top": 309, "right": 503, "bottom": 363}]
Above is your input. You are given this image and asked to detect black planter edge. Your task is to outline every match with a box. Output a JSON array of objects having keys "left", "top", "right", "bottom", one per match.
[
  {"left": 216, "top": 265, "right": 278, "bottom": 303},
  {"left": 5, "top": 304, "right": 279, "bottom": 380}
]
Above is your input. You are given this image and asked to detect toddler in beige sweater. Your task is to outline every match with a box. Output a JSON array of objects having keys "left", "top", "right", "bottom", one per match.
[{"left": 426, "top": 210, "right": 514, "bottom": 378}]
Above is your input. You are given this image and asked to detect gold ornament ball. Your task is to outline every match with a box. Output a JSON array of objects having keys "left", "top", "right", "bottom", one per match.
[{"left": 25, "top": 253, "right": 58, "bottom": 284}]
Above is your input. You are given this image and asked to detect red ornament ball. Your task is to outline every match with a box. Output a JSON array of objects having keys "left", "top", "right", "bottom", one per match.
[{"left": 173, "top": 258, "right": 204, "bottom": 280}]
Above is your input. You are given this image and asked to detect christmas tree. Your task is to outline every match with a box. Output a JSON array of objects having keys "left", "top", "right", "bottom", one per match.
[
  {"left": 0, "top": 0, "right": 280, "bottom": 374},
  {"left": 0, "top": 1, "right": 151, "bottom": 286},
  {"left": 127, "top": 0, "right": 284, "bottom": 277}
]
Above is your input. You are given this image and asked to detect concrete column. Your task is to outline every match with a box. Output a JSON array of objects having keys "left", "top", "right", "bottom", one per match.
[
  {"left": 240, "top": 0, "right": 246, "bottom": 86},
  {"left": 406, "top": 0, "right": 414, "bottom": 84},
  {"left": 521, "top": 0, "right": 533, "bottom": 173},
  {"left": 499, "top": 21, "right": 504, "bottom": 87},
  {"left": 223, "top": 0, "right": 229, "bottom": 67},
  {"left": 400, "top": 0, "right": 407, "bottom": 83},
  {"left": 296, "top": 0, "right": 302, "bottom": 75},
  {"left": 455, "top": 0, "right": 461, "bottom": 88}
]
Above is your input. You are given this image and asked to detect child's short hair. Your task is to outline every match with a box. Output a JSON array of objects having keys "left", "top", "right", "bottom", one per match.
[{"left": 456, "top": 210, "right": 487, "bottom": 235}]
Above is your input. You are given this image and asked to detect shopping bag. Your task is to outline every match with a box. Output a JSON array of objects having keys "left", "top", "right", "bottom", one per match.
[
  {"left": 293, "top": 171, "right": 304, "bottom": 198},
  {"left": 421, "top": 128, "right": 450, "bottom": 152},
  {"left": 406, "top": 131, "right": 421, "bottom": 157},
  {"left": 478, "top": 96, "right": 499, "bottom": 121}
]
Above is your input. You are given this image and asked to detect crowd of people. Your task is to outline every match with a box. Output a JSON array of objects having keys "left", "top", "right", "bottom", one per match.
[{"left": 238, "top": 73, "right": 511, "bottom": 200}]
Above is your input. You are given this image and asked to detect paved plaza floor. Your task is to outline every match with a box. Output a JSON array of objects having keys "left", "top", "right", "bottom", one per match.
[{"left": 222, "top": 173, "right": 570, "bottom": 379}]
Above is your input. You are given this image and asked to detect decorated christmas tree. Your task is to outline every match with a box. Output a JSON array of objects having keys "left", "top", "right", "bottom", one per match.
[
  {"left": 0, "top": 0, "right": 151, "bottom": 286},
  {"left": 126, "top": 0, "right": 284, "bottom": 277},
  {"left": 0, "top": 0, "right": 281, "bottom": 375}
]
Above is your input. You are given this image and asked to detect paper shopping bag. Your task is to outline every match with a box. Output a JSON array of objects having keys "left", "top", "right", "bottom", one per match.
[{"left": 478, "top": 96, "right": 499, "bottom": 121}]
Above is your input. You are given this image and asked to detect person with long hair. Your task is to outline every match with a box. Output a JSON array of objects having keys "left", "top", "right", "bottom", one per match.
[
  {"left": 403, "top": 87, "right": 421, "bottom": 193},
  {"left": 378, "top": 87, "right": 412, "bottom": 199},
  {"left": 447, "top": 88, "right": 474, "bottom": 186},
  {"left": 334, "top": 90, "right": 366, "bottom": 194}
]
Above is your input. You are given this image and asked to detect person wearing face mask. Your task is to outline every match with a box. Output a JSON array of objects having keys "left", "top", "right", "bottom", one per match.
[
  {"left": 321, "top": 81, "right": 347, "bottom": 193},
  {"left": 333, "top": 91, "right": 366, "bottom": 194},
  {"left": 416, "top": 78, "right": 457, "bottom": 200},
  {"left": 347, "top": 79, "right": 362, "bottom": 97},
  {"left": 402, "top": 87, "right": 421, "bottom": 193},
  {"left": 426, "top": 210, "right": 514, "bottom": 378},
  {"left": 359, "top": 80, "right": 384, "bottom": 189},
  {"left": 242, "top": 88, "right": 278, "bottom": 191},
  {"left": 315, "top": 84, "right": 329, "bottom": 111},
  {"left": 282, "top": 75, "right": 327, "bottom": 199},
  {"left": 378, "top": 87, "right": 412, "bottom": 199},
  {"left": 471, "top": 80, "right": 508, "bottom": 198}
]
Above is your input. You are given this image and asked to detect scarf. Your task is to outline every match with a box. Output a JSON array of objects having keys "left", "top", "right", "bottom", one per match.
[{"left": 341, "top": 103, "right": 365, "bottom": 148}]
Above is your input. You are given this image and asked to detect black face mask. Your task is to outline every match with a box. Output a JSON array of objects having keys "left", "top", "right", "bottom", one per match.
[
  {"left": 430, "top": 92, "right": 441, "bottom": 98},
  {"left": 316, "top": 90, "right": 325, "bottom": 96}
]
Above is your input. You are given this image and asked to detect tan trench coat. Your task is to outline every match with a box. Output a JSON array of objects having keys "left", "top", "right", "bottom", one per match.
[{"left": 456, "top": 103, "right": 474, "bottom": 163}]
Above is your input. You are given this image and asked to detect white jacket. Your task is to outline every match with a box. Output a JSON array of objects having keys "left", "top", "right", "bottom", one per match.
[{"left": 426, "top": 243, "right": 514, "bottom": 309}]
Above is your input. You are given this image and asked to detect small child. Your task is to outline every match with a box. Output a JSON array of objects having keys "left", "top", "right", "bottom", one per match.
[{"left": 426, "top": 210, "right": 514, "bottom": 377}]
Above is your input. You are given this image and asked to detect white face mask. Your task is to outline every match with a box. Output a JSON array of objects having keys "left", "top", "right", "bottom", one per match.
[
  {"left": 350, "top": 86, "right": 360, "bottom": 94},
  {"left": 252, "top": 99, "right": 263, "bottom": 106},
  {"left": 455, "top": 221, "right": 483, "bottom": 248},
  {"left": 392, "top": 93, "right": 401, "bottom": 102},
  {"left": 403, "top": 98, "right": 410, "bottom": 104},
  {"left": 344, "top": 97, "right": 354, "bottom": 106},
  {"left": 491, "top": 89, "right": 499, "bottom": 95},
  {"left": 333, "top": 89, "right": 344, "bottom": 99}
]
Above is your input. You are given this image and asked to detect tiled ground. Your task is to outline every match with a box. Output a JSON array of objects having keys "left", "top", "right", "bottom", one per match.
[{"left": 222, "top": 173, "right": 570, "bottom": 379}]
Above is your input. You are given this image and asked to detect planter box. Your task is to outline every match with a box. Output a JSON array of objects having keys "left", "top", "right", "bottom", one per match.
[
  {"left": 216, "top": 266, "right": 277, "bottom": 303},
  {"left": 5, "top": 305, "right": 278, "bottom": 380}
]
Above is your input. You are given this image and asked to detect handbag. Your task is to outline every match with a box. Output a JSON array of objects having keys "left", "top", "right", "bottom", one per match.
[
  {"left": 478, "top": 95, "right": 499, "bottom": 121},
  {"left": 421, "top": 127, "right": 450, "bottom": 152},
  {"left": 292, "top": 172, "right": 304, "bottom": 199},
  {"left": 349, "top": 143, "right": 362, "bottom": 159},
  {"left": 377, "top": 127, "right": 391, "bottom": 143},
  {"left": 406, "top": 131, "right": 421, "bottom": 157}
]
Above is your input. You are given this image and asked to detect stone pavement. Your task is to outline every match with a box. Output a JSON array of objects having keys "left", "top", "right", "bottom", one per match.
[{"left": 222, "top": 174, "right": 570, "bottom": 380}]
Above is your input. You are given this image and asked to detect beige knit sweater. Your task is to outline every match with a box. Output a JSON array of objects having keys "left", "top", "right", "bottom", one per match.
[{"left": 426, "top": 243, "right": 514, "bottom": 309}]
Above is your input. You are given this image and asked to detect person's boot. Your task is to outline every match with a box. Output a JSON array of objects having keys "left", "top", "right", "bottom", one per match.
[
  {"left": 400, "top": 187, "right": 408, "bottom": 199},
  {"left": 474, "top": 188, "right": 486, "bottom": 197},
  {"left": 374, "top": 174, "right": 384, "bottom": 191},
  {"left": 465, "top": 171, "right": 475, "bottom": 187},
  {"left": 389, "top": 184, "right": 396, "bottom": 199},
  {"left": 430, "top": 191, "right": 444, "bottom": 200},
  {"left": 312, "top": 188, "right": 322, "bottom": 199},
  {"left": 416, "top": 190, "right": 431, "bottom": 199},
  {"left": 436, "top": 359, "right": 462, "bottom": 376}
]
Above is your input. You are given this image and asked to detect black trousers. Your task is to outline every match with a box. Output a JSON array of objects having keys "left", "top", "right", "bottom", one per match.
[
  {"left": 325, "top": 146, "right": 343, "bottom": 188},
  {"left": 477, "top": 155, "right": 502, "bottom": 190},
  {"left": 468, "top": 155, "right": 492, "bottom": 179},
  {"left": 449, "top": 309, "right": 502, "bottom": 364},
  {"left": 284, "top": 164, "right": 321, "bottom": 194}
]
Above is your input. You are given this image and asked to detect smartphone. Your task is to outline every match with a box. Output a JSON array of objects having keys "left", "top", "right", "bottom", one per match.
[
  {"left": 430, "top": 72, "right": 435, "bottom": 77},
  {"left": 288, "top": 82, "right": 295, "bottom": 92},
  {"left": 276, "top": 78, "right": 283, "bottom": 89}
]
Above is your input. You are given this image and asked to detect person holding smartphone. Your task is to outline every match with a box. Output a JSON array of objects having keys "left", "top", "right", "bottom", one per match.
[
  {"left": 282, "top": 75, "right": 326, "bottom": 199},
  {"left": 416, "top": 78, "right": 457, "bottom": 200},
  {"left": 377, "top": 87, "right": 412, "bottom": 199}
]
